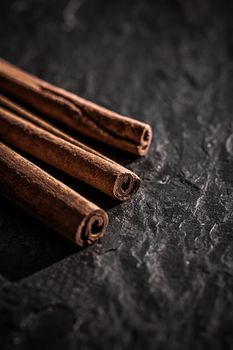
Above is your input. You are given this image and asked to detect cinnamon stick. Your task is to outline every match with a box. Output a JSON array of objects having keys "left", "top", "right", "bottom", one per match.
[
  {"left": 0, "top": 93, "right": 116, "bottom": 164},
  {"left": 0, "top": 58, "right": 152, "bottom": 155},
  {"left": 0, "top": 142, "right": 108, "bottom": 246},
  {"left": 0, "top": 101, "right": 140, "bottom": 201}
]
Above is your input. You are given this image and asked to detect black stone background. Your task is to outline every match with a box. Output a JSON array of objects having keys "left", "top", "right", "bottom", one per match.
[{"left": 0, "top": 0, "right": 233, "bottom": 349}]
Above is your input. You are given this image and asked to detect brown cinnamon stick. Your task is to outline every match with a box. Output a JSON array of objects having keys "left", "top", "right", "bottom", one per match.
[
  {"left": 0, "top": 93, "right": 116, "bottom": 164},
  {"left": 0, "top": 58, "right": 152, "bottom": 155},
  {"left": 0, "top": 142, "right": 108, "bottom": 246},
  {"left": 0, "top": 101, "right": 140, "bottom": 201}
]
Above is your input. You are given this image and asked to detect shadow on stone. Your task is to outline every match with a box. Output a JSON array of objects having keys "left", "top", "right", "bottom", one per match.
[{"left": 0, "top": 196, "right": 79, "bottom": 281}]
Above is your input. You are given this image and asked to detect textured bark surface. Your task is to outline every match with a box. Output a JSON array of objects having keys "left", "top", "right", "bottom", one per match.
[
  {"left": 0, "top": 0, "right": 233, "bottom": 349},
  {"left": 0, "top": 102, "right": 141, "bottom": 200},
  {"left": 0, "top": 143, "right": 108, "bottom": 246},
  {"left": 0, "top": 58, "right": 152, "bottom": 155}
]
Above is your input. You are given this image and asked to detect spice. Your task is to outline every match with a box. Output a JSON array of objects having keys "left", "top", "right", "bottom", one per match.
[
  {"left": 0, "top": 102, "right": 140, "bottom": 200},
  {"left": 0, "top": 58, "right": 152, "bottom": 155},
  {"left": 0, "top": 142, "right": 108, "bottom": 246},
  {"left": 0, "top": 93, "right": 115, "bottom": 163}
]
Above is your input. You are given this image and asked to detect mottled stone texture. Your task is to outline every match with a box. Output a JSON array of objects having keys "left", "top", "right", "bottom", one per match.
[{"left": 0, "top": 0, "right": 233, "bottom": 349}]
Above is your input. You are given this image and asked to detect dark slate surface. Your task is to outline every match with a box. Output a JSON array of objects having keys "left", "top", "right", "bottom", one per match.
[{"left": 0, "top": 0, "right": 233, "bottom": 349}]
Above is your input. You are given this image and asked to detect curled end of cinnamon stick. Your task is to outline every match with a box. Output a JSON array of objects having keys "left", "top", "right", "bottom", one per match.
[
  {"left": 137, "top": 124, "right": 153, "bottom": 156},
  {"left": 76, "top": 210, "right": 108, "bottom": 246},
  {"left": 113, "top": 173, "right": 141, "bottom": 201}
]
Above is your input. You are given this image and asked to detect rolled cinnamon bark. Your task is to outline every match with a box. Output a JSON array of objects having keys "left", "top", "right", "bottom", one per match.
[
  {"left": 0, "top": 103, "right": 140, "bottom": 201},
  {"left": 0, "top": 58, "right": 152, "bottom": 155},
  {"left": 0, "top": 93, "right": 115, "bottom": 164},
  {"left": 0, "top": 142, "right": 108, "bottom": 246}
]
